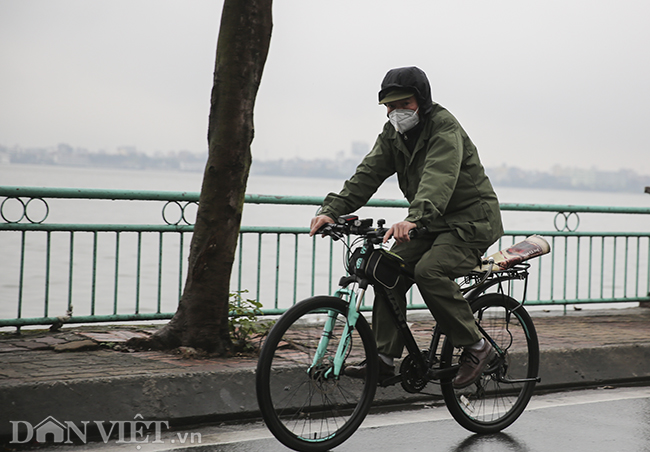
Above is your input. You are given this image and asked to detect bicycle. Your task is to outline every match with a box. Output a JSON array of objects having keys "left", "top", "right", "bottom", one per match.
[{"left": 256, "top": 215, "right": 549, "bottom": 452}]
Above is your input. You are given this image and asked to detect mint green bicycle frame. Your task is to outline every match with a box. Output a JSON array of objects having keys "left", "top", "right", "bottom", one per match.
[{"left": 309, "top": 286, "right": 367, "bottom": 379}]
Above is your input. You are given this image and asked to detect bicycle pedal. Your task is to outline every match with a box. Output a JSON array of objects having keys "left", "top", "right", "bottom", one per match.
[{"left": 378, "top": 374, "right": 402, "bottom": 387}]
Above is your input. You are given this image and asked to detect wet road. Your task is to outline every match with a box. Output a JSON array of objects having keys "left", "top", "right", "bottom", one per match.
[
  {"left": 179, "top": 386, "right": 650, "bottom": 452},
  {"left": 33, "top": 385, "right": 650, "bottom": 452}
]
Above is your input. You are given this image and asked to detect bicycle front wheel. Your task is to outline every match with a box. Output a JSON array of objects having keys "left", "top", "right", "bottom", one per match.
[
  {"left": 256, "top": 296, "right": 378, "bottom": 452},
  {"left": 440, "top": 293, "right": 539, "bottom": 433}
]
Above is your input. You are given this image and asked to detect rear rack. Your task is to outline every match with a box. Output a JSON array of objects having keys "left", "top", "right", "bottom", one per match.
[{"left": 460, "top": 263, "right": 530, "bottom": 302}]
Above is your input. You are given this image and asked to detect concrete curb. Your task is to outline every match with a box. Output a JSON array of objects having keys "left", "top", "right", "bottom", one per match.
[
  {"left": 0, "top": 369, "right": 257, "bottom": 438},
  {"left": 536, "top": 343, "right": 650, "bottom": 388},
  {"left": 3, "top": 343, "right": 650, "bottom": 437}
]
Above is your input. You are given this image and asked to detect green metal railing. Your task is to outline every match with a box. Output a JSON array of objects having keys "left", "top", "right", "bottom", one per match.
[{"left": 1, "top": 186, "right": 649, "bottom": 329}]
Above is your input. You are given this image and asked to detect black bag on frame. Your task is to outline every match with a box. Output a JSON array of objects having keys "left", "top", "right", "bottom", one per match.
[{"left": 348, "top": 246, "right": 406, "bottom": 289}]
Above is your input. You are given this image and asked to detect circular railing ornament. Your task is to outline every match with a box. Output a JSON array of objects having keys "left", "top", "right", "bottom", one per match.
[
  {"left": 1, "top": 197, "right": 26, "bottom": 223},
  {"left": 162, "top": 200, "right": 197, "bottom": 225},
  {"left": 24, "top": 198, "right": 49, "bottom": 224},
  {"left": 181, "top": 201, "right": 198, "bottom": 225},
  {"left": 554, "top": 211, "right": 580, "bottom": 232},
  {"left": 162, "top": 201, "right": 184, "bottom": 225}
]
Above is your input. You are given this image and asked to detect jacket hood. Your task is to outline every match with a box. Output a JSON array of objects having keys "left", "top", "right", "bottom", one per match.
[{"left": 378, "top": 66, "right": 434, "bottom": 115}]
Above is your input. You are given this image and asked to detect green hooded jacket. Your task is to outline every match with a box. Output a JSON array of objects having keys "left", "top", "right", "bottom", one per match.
[{"left": 319, "top": 103, "right": 503, "bottom": 249}]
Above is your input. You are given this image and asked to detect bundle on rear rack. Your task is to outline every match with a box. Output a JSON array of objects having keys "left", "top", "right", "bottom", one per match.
[{"left": 475, "top": 235, "right": 551, "bottom": 272}]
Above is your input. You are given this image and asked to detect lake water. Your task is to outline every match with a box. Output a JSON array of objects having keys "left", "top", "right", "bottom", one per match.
[
  {"left": 1, "top": 163, "right": 649, "bottom": 324},
  {"left": 2, "top": 163, "right": 649, "bottom": 227}
]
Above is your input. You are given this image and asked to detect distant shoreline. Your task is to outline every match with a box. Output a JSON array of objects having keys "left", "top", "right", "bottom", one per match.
[{"left": 1, "top": 147, "right": 648, "bottom": 194}]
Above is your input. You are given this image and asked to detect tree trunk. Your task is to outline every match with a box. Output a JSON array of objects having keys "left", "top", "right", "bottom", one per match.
[{"left": 133, "top": 0, "right": 272, "bottom": 354}]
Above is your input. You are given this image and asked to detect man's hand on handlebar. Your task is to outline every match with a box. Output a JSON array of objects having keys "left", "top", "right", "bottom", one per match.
[
  {"left": 384, "top": 221, "right": 417, "bottom": 244},
  {"left": 309, "top": 215, "right": 335, "bottom": 237}
]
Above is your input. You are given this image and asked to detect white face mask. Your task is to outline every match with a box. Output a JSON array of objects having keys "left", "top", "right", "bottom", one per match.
[{"left": 388, "top": 108, "right": 420, "bottom": 134}]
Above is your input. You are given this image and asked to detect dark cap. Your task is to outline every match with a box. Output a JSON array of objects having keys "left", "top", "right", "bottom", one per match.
[{"left": 378, "top": 89, "right": 415, "bottom": 104}]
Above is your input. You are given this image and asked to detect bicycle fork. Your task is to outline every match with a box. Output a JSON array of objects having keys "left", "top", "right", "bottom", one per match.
[{"left": 308, "top": 287, "right": 367, "bottom": 379}]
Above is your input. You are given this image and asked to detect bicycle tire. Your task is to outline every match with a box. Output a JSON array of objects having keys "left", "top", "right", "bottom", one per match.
[
  {"left": 256, "top": 296, "right": 378, "bottom": 452},
  {"left": 440, "top": 293, "right": 539, "bottom": 433}
]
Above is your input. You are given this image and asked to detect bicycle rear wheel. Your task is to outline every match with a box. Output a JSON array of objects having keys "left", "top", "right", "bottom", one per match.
[
  {"left": 440, "top": 293, "right": 539, "bottom": 433},
  {"left": 256, "top": 296, "right": 378, "bottom": 452}
]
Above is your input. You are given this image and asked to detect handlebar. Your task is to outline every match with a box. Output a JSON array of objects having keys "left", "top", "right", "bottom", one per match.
[
  {"left": 317, "top": 216, "right": 427, "bottom": 243},
  {"left": 317, "top": 219, "right": 386, "bottom": 243},
  {"left": 408, "top": 226, "right": 428, "bottom": 240}
]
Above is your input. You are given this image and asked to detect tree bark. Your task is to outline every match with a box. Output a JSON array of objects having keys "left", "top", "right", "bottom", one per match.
[{"left": 132, "top": 0, "right": 272, "bottom": 354}]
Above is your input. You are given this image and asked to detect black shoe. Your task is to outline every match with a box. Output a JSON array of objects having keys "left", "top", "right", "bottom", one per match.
[{"left": 344, "top": 358, "right": 395, "bottom": 379}]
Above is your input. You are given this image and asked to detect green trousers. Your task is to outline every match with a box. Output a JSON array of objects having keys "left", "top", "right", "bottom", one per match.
[{"left": 372, "top": 232, "right": 485, "bottom": 357}]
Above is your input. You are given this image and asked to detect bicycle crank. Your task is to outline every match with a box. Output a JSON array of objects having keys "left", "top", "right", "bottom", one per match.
[{"left": 400, "top": 351, "right": 429, "bottom": 393}]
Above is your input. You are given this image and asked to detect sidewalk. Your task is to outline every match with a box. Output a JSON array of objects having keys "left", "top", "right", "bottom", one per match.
[{"left": 2, "top": 307, "right": 650, "bottom": 437}]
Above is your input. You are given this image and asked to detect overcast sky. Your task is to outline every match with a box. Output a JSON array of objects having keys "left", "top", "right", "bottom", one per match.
[{"left": 1, "top": 1, "right": 649, "bottom": 173}]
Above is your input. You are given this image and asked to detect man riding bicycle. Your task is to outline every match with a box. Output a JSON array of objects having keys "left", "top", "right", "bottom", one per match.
[{"left": 309, "top": 66, "right": 503, "bottom": 389}]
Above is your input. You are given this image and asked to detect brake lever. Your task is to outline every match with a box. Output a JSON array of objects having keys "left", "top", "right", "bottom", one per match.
[{"left": 318, "top": 223, "right": 343, "bottom": 241}]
